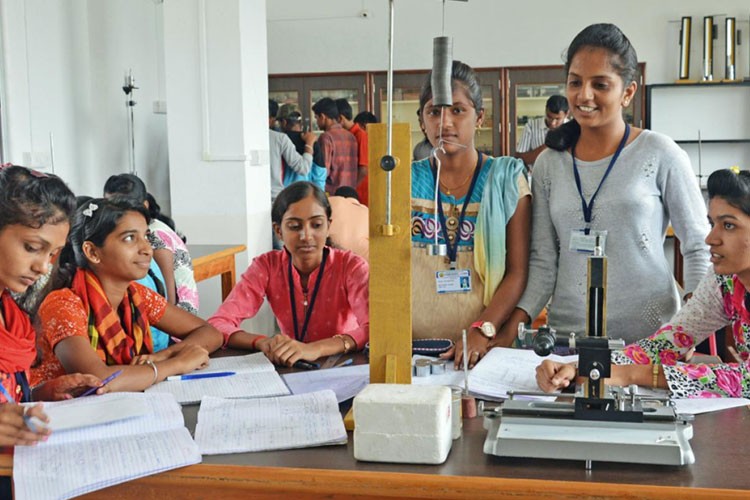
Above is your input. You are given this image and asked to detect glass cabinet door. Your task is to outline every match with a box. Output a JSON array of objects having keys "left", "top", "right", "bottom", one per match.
[
  {"left": 505, "top": 64, "right": 645, "bottom": 156},
  {"left": 373, "top": 69, "right": 501, "bottom": 158},
  {"left": 269, "top": 74, "right": 368, "bottom": 133}
]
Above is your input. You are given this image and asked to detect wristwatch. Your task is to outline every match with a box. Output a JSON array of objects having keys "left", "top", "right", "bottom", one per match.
[
  {"left": 470, "top": 321, "right": 496, "bottom": 339},
  {"left": 334, "top": 334, "right": 354, "bottom": 353}
]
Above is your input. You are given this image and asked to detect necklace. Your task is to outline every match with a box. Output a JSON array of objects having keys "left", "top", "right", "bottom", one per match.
[{"left": 439, "top": 168, "right": 474, "bottom": 195}]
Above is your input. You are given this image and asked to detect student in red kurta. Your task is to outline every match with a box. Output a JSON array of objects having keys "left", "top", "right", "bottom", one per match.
[
  {"left": 209, "top": 182, "right": 369, "bottom": 366},
  {"left": 0, "top": 165, "right": 103, "bottom": 447}
]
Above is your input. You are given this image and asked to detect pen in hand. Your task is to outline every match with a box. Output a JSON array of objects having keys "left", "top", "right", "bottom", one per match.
[{"left": 77, "top": 370, "right": 123, "bottom": 398}]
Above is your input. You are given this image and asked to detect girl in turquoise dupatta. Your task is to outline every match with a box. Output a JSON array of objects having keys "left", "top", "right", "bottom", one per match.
[{"left": 411, "top": 61, "right": 531, "bottom": 368}]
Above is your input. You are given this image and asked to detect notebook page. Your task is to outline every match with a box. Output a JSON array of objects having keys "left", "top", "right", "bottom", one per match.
[
  {"left": 282, "top": 363, "right": 370, "bottom": 402},
  {"left": 468, "top": 347, "right": 578, "bottom": 399},
  {"left": 24, "top": 393, "right": 149, "bottom": 433},
  {"left": 193, "top": 352, "right": 276, "bottom": 374},
  {"left": 146, "top": 371, "right": 290, "bottom": 404},
  {"left": 37, "top": 392, "right": 185, "bottom": 446},
  {"left": 195, "top": 390, "right": 347, "bottom": 454},
  {"left": 14, "top": 426, "right": 199, "bottom": 500}
]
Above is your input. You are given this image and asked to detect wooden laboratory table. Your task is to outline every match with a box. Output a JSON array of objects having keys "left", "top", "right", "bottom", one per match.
[
  {"left": 189, "top": 244, "right": 246, "bottom": 301},
  {"left": 2, "top": 351, "right": 748, "bottom": 499}
]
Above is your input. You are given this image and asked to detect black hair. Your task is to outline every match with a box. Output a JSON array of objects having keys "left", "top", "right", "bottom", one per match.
[
  {"left": 707, "top": 169, "right": 750, "bottom": 216},
  {"left": 312, "top": 98, "right": 340, "bottom": 120},
  {"left": 271, "top": 182, "right": 331, "bottom": 226},
  {"left": 0, "top": 165, "right": 76, "bottom": 232},
  {"left": 546, "top": 95, "right": 569, "bottom": 114},
  {"left": 333, "top": 186, "right": 359, "bottom": 201},
  {"left": 103, "top": 173, "right": 148, "bottom": 205},
  {"left": 546, "top": 23, "right": 639, "bottom": 152},
  {"left": 334, "top": 98, "right": 353, "bottom": 121},
  {"left": 418, "top": 60, "right": 483, "bottom": 116},
  {"left": 145, "top": 192, "right": 185, "bottom": 243},
  {"left": 55, "top": 197, "right": 150, "bottom": 289},
  {"left": 269, "top": 99, "right": 279, "bottom": 119},
  {"left": 354, "top": 111, "right": 378, "bottom": 128}
]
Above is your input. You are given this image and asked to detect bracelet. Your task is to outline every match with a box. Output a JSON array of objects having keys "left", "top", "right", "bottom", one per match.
[
  {"left": 652, "top": 364, "right": 660, "bottom": 388},
  {"left": 304, "top": 144, "right": 314, "bottom": 151},
  {"left": 251, "top": 335, "right": 267, "bottom": 351},
  {"left": 146, "top": 360, "right": 159, "bottom": 385}
]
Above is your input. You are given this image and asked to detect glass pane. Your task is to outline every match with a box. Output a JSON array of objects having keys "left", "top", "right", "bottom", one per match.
[
  {"left": 379, "top": 86, "right": 423, "bottom": 153},
  {"left": 515, "top": 83, "right": 566, "bottom": 146},
  {"left": 476, "top": 84, "right": 493, "bottom": 155},
  {"left": 269, "top": 90, "right": 299, "bottom": 107},
  {"left": 309, "top": 88, "right": 360, "bottom": 133}
]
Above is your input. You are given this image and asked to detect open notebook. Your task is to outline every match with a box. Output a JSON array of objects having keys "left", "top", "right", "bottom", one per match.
[
  {"left": 13, "top": 392, "right": 200, "bottom": 500},
  {"left": 145, "top": 352, "right": 290, "bottom": 404},
  {"left": 195, "top": 390, "right": 347, "bottom": 454}
]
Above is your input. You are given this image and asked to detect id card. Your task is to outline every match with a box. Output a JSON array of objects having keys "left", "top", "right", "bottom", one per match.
[
  {"left": 568, "top": 229, "right": 608, "bottom": 254},
  {"left": 435, "top": 269, "right": 472, "bottom": 294}
]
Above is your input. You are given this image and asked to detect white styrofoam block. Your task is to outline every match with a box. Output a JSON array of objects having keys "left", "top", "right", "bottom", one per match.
[
  {"left": 353, "top": 384, "right": 451, "bottom": 435},
  {"left": 354, "top": 429, "right": 452, "bottom": 464},
  {"left": 353, "top": 384, "right": 452, "bottom": 464}
]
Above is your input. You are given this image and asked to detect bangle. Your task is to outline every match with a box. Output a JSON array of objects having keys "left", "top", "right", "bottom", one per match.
[
  {"left": 251, "top": 335, "right": 267, "bottom": 351},
  {"left": 304, "top": 144, "right": 313, "bottom": 151},
  {"left": 146, "top": 360, "right": 159, "bottom": 385},
  {"left": 652, "top": 364, "right": 660, "bottom": 388}
]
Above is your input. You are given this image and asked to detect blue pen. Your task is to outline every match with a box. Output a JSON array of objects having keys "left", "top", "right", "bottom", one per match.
[
  {"left": 333, "top": 358, "right": 353, "bottom": 369},
  {"left": 78, "top": 369, "right": 123, "bottom": 398},
  {"left": 293, "top": 360, "right": 320, "bottom": 370},
  {"left": 166, "top": 371, "right": 236, "bottom": 381},
  {"left": 0, "top": 384, "right": 38, "bottom": 433}
]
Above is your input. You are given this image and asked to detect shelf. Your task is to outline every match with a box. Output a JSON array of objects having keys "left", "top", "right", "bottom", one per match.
[{"left": 648, "top": 80, "right": 750, "bottom": 89}]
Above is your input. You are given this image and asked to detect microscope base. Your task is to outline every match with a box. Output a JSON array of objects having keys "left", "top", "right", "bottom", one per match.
[{"left": 483, "top": 400, "right": 695, "bottom": 466}]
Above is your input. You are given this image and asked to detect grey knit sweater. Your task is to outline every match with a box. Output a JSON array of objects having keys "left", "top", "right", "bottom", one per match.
[{"left": 517, "top": 129, "right": 710, "bottom": 344}]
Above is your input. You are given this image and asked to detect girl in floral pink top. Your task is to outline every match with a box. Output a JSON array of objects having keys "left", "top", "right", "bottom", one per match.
[{"left": 537, "top": 168, "right": 750, "bottom": 398}]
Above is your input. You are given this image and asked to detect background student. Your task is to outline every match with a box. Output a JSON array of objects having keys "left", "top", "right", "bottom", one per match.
[
  {"left": 31, "top": 198, "right": 223, "bottom": 392},
  {"left": 209, "top": 182, "right": 369, "bottom": 366},
  {"left": 496, "top": 23, "right": 709, "bottom": 347},
  {"left": 0, "top": 166, "right": 104, "bottom": 446},
  {"left": 537, "top": 168, "right": 750, "bottom": 398}
]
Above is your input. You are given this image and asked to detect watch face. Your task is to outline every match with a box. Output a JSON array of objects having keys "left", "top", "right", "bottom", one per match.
[{"left": 480, "top": 322, "right": 496, "bottom": 338}]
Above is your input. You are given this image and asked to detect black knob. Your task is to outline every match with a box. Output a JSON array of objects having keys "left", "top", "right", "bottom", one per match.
[{"left": 380, "top": 155, "right": 397, "bottom": 172}]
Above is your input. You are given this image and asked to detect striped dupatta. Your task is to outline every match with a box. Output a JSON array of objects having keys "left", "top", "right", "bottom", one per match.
[{"left": 70, "top": 269, "right": 153, "bottom": 365}]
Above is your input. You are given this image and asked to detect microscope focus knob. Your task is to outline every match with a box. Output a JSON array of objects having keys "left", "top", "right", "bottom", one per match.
[{"left": 589, "top": 368, "right": 601, "bottom": 381}]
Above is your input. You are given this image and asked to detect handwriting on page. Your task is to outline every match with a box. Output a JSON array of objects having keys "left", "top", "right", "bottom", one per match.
[
  {"left": 195, "top": 390, "right": 347, "bottom": 454},
  {"left": 146, "top": 371, "right": 290, "bottom": 404}
]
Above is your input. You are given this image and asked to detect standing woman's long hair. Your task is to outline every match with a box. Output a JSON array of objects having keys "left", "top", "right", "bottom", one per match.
[{"left": 546, "top": 23, "right": 639, "bottom": 152}]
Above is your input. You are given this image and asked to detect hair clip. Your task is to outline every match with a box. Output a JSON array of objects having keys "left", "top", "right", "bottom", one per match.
[
  {"left": 730, "top": 166, "right": 741, "bottom": 175},
  {"left": 82, "top": 203, "right": 99, "bottom": 218}
]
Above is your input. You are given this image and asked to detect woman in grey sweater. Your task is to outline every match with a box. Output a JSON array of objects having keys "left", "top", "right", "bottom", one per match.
[{"left": 495, "top": 24, "right": 709, "bottom": 346}]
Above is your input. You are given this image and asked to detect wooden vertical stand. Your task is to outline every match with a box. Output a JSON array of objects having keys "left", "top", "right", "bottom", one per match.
[
  {"left": 344, "top": 122, "right": 411, "bottom": 430},
  {"left": 367, "top": 122, "right": 413, "bottom": 385}
]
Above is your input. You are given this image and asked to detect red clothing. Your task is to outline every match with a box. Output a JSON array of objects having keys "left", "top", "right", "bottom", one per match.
[
  {"left": 350, "top": 123, "right": 369, "bottom": 206},
  {"left": 0, "top": 291, "right": 35, "bottom": 403},
  {"left": 31, "top": 283, "right": 167, "bottom": 386},
  {"left": 320, "top": 124, "right": 359, "bottom": 195},
  {"left": 208, "top": 247, "right": 369, "bottom": 348}
]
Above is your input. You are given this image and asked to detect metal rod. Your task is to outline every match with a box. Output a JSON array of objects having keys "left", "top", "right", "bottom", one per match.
[{"left": 385, "top": 0, "right": 394, "bottom": 226}]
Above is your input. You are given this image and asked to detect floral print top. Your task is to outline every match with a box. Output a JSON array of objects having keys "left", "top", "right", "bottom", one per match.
[{"left": 613, "top": 268, "right": 750, "bottom": 398}]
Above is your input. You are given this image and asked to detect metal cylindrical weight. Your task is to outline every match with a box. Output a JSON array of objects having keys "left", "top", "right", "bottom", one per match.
[
  {"left": 431, "top": 36, "right": 453, "bottom": 107},
  {"left": 430, "top": 359, "right": 447, "bottom": 375},
  {"left": 414, "top": 358, "right": 431, "bottom": 377},
  {"left": 703, "top": 16, "right": 714, "bottom": 81},
  {"left": 678, "top": 16, "right": 692, "bottom": 80},
  {"left": 726, "top": 17, "right": 736, "bottom": 80}
]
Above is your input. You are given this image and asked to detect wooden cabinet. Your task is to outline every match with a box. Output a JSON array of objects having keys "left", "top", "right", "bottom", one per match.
[
  {"left": 646, "top": 81, "right": 750, "bottom": 186},
  {"left": 269, "top": 73, "right": 369, "bottom": 132}
]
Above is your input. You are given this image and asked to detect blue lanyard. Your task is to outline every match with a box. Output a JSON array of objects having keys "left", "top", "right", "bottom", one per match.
[
  {"left": 572, "top": 124, "right": 630, "bottom": 234},
  {"left": 432, "top": 152, "right": 483, "bottom": 268},
  {"left": 288, "top": 248, "right": 328, "bottom": 342}
]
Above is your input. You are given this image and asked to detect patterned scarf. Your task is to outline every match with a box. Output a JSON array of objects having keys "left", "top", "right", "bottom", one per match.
[
  {"left": 473, "top": 156, "right": 525, "bottom": 306},
  {"left": 0, "top": 290, "right": 36, "bottom": 374},
  {"left": 71, "top": 269, "right": 153, "bottom": 365}
]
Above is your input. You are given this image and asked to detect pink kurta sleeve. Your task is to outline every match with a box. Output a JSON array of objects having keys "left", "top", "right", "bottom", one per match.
[{"left": 340, "top": 254, "right": 369, "bottom": 348}]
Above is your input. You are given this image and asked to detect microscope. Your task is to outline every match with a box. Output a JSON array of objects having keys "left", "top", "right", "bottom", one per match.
[{"left": 483, "top": 242, "right": 695, "bottom": 468}]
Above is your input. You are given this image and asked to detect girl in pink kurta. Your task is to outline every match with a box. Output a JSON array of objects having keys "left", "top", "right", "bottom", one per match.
[{"left": 209, "top": 182, "right": 368, "bottom": 366}]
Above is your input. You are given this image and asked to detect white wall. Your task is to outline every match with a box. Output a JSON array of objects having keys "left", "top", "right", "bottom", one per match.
[
  {"left": 0, "top": 0, "right": 170, "bottom": 207},
  {"left": 266, "top": 0, "right": 750, "bottom": 84}
]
